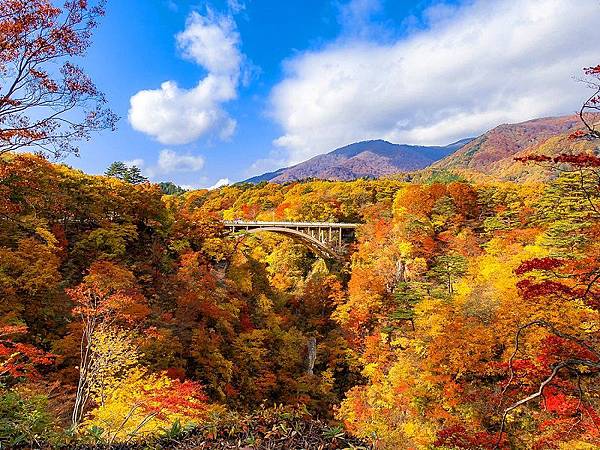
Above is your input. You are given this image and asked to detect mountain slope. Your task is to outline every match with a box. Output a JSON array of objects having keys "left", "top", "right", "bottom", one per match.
[
  {"left": 246, "top": 114, "right": 599, "bottom": 185},
  {"left": 432, "top": 115, "right": 599, "bottom": 181},
  {"left": 245, "top": 139, "right": 473, "bottom": 183}
]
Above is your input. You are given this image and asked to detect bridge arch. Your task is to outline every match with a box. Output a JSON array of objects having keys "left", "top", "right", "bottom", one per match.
[
  {"left": 243, "top": 226, "right": 339, "bottom": 260},
  {"left": 223, "top": 221, "right": 358, "bottom": 261}
]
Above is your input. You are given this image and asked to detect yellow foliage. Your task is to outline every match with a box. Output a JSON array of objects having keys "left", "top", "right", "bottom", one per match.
[
  {"left": 82, "top": 326, "right": 216, "bottom": 443},
  {"left": 559, "top": 443, "right": 600, "bottom": 450},
  {"left": 84, "top": 367, "right": 217, "bottom": 442}
]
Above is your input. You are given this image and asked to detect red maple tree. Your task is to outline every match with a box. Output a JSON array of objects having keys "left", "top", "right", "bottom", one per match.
[{"left": 0, "top": 0, "right": 117, "bottom": 157}]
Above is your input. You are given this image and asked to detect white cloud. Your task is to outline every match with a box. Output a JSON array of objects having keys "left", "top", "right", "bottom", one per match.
[
  {"left": 128, "top": 149, "right": 205, "bottom": 179},
  {"left": 179, "top": 184, "right": 201, "bottom": 190},
  {"left": 124, "top": 158, "right": 145, "bottom": 168},
  {"left": 208, "top": 178, "right": 231, "bottom": 190},
  {"left": 156, "top": 149, "right": 205, "bottom": 173},
  {"left": 268, "top": 0, "right": 599, "bottom": 165},
  {"left": 177, "top": 178, "right": 230, "bottom": 191},
  {"left": 129, "top": 9, "right": 244, "bottom": 145},
  {"left": 177, "top": 11, "right": 242, "bottom": 76},
  {"left": 129, "top": 77, "right": 237, "bottom": 145}
]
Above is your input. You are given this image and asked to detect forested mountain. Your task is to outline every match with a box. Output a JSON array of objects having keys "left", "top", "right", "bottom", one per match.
[
  {"left": 248, "top": 115, "right": 600, "bottom": 184},
  {"left": 245, "top": 139, "right": 473, "bottom": 183},
  {"left": 433, "top": 114, "right": 600, "bottom": 180}
]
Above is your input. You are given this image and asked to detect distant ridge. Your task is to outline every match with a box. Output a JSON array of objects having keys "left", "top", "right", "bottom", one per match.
[
  {"left": 244, "top": 138, "right": 473, "bottom": 183},
  {"left": 432, "top": 114, "right": 599, "bottom": 181},
  {"left": 244, "top": 114, "right": 600, "bottom": 185}
]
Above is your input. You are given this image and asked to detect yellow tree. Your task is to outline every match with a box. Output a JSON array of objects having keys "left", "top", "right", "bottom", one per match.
[
  {"left": 82, "top": 327, "right": 215, "bottom": 444},
  {"left": 67, "top": 261, "right": 149, "bottom": 427}
]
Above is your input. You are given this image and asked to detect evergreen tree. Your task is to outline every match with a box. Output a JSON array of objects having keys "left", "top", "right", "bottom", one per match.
[
  {"left": 159, "top": 182, "right": 187, "bottom": 195},
  {"left": 105, "top": 162, "right": 148, "bottom": 184}
]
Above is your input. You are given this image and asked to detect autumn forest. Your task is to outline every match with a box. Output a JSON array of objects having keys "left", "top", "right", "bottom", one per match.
[{"left": 2, "top": 1, "right": 600, "bottom": 449}]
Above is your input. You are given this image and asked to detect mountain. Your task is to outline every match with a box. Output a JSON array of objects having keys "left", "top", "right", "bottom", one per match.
[
  {"left": 431, "top": 114, "right": 600, "bottom": 181},
  {"left": 245, "top": 114, "right": 600, "bottom": 185},
  {"left": 245, "top": 139, "right": 473, "bottom": 183}
]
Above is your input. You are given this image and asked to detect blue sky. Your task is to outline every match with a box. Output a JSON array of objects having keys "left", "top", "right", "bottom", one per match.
[{"left": 66, "top": 0, "right": 598, "bottom": 188}]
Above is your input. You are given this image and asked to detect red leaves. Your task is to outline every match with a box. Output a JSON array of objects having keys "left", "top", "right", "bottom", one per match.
[
  {"left": 538, "top": 334, "right": 598, "bottom": 366},
  {"left": 514, "top": 155, "right": 552, "bottom": 163},
  {"left": 142, "top": 379, "right": 209, "bottom": 420},
  {"left": 569, "top": 129, "right": 588, "bottom": 139},
  {"left": 61, "top": 62, "right": 99, "bottom": 97},
  {"left": 515, "top": 153, "right": 600, "bottom": 167},
  {"left": 435, "top": 425, "right": 502, "bottom": 449},
  {"left": 67, "top": 261, "right": 149, "bottom": 325},
  {"left": 30, "top": 68, "right": 59, "bottom": 92},
  {"left": 0, "top": 0, "right": 115, "bottom": 157},
  {"left": 515, "top": 257, "right": 564, "bottom": 275},
  {"left": 543, "top": 386, "right": 579, "bottom": 415},
  {"left": 584, "top": 65, "right": 600, "bottom": 76},
  {"left": 515, "top": 255, "right": 600, "bottom": 307},
  {"left": 516, "top": 279, "right": 572, "bottom": 299},
  {"left": 241, "top": 203, "right": 261, "bottom": 220},
  {"left": 553, "top": 154, "right": 600, "bottom": 167},
  {"left": 0, "top": 324, "right": 54, "bottom": 379},
  {"left": 239, "top": 310, "right": 255, "bottom": 332}
]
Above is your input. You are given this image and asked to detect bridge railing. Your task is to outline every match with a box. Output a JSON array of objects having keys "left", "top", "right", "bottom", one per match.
[{"left": 223, "top": 221, "right": 359, "bottom": 228}]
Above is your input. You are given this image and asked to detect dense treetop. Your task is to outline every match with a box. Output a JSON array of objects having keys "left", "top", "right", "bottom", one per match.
[{"left": 1, "top": 150, "right": 599, "bottom": 448}]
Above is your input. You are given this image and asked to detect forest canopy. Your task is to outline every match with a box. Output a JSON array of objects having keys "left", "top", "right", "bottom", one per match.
[
  {"left": 1, "top": 1, "right": 600, "bottom": 448},
  {"left": 0, "top": 150, "right": 599, "bottom": 448}
]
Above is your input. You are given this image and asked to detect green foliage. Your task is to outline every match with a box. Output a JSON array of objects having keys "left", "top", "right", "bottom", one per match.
[
  {"left": 159, "top": 181, "right": 187, "bottom": 195},
  {"left": 390, "top": 281, "right": 428, "bottom": 323},
  {"left": 0, "top": 390, "right": 58, "bottom": 447},
  {"left": 167, "top": 405, "right": 371, "bottom": 449},
  {"left": 72, "top": 224, "right": 139, "bottom": 260},
  {"left": 105, "top": 161, "right": 148, "bottom": 184},
  {"left": 424, "top": 170, "right": 467, "bottom": 184},
  {"left": 84, "top": 425, "right": 105, "bottom": 445},
  {"left": 428, "top": 254, "right": 468, "bottom": 295},
  {"left": 535, "top": 171, "right": 599, "bottom": 256}
]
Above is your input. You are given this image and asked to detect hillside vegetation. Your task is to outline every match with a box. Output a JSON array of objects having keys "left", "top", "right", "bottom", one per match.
[
  {"left": 3, "top": 1, "right": 600, "bottom": 448},
  {"left": 433, "top": 114, "right": 600, "bottom": 181},
  {"left": 245, "top": 139, "right": 471, "bottom": 183},
  {"left": 1, "top": 151, "right": 600, "bottom": 448},
  {"left": 248, "top": 114, "right": 600, "bottom": 185}
]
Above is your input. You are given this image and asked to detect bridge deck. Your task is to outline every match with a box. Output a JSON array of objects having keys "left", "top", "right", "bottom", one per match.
[{"left": 224, "top": 221, "right": 358, "bottom": 228}]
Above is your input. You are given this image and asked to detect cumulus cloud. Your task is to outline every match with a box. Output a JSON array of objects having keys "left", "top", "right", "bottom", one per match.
[
  {"left": 208, "top": 178, "right": 231, "bottom": 190},
  {"left": 177, "top": 11, "right": 242, "bottom": 76},
  {"left": 129, "top": 77, "right": 237, "bottom": 145},
  {"left": 129, "top": 10, "right": 244, "bottom": 145},
  {"left": 155, "top": 149, "right": 205, "bottom": 173},
  {"left": 269, "top": 0, "right": 599, "bottom": 165},
  {"left": 127, "top": 149, "right": 205, "bottom": 179}
]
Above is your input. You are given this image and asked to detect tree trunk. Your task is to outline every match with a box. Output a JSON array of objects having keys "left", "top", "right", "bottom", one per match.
[{"left": 306, "top": 337, "right": 317, "bottom": 375}]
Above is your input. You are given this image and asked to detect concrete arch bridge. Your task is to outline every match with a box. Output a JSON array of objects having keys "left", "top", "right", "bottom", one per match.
[{"left": 223, "top": 221, "right": 359, "bottom": 261}]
